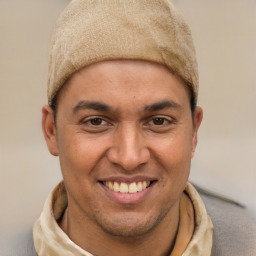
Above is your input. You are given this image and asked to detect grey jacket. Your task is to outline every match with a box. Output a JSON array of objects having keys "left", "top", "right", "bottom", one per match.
[{"left": 1, "top": 189, "right": 255, "bottom": 256}]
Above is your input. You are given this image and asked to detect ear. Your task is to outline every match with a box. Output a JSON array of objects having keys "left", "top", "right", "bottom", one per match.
[
  {"left": 191, "top": 106, "right": 203, "bottom": 158},
  {"left": 42, "top": 105, "right": 59, "bottom": 156}
]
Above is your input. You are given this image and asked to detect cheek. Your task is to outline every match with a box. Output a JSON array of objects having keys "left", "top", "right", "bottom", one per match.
[
  {"left": 152, "top": 131, "right": 193, "bottom": 176},
  {"left": 57, "top": 131, "right": 107, "bottom": 180},
  {"left": 153, "top": 129, "right": 192, "bottom": 158},
  {"left": 57, "top": 133, "right": 109, "bottom": 204}
]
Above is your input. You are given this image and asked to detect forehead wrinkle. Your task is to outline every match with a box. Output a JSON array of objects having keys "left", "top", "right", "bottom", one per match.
[
  {"left": 144, "top": 100, "right": 182, "bottom": 112},
  {"left": 72, "top": 100, "right": 113, "bottom": 114}
]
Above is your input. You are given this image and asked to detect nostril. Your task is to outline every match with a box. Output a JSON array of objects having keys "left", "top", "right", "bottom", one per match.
[{"left": 105, "top": 139, "right": 150, "bottom": 171}]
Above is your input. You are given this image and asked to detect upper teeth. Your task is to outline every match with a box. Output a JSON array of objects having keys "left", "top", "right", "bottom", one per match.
[{"left": 104, "top": 181, "right": 150, "bottom": 194}]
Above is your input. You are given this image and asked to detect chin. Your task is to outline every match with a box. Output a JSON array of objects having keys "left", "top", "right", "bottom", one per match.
[{"left": 94, "top": 211, "right": 166, "bottom": 238}]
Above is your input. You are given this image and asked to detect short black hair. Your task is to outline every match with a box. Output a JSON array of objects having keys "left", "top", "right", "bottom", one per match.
[{"left": 50, "top": 94, "right": 59, "bottom": 123}]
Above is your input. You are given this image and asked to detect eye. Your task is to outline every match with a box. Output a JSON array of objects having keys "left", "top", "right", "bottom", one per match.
[
  {"left": 151, "top": 118, "right": 166, "bottom": 125},
  {"left": 144, "top": 116, "right": 175, "bottom": 133},
  {"left": 89, "top": 118, "right": 104, "bottom": 126},
  {"left": 80, "top": 116, "right": 112, "bottom": 132},
  {"left": 149, "top": 117, "right": 172, "bottom": 126}
]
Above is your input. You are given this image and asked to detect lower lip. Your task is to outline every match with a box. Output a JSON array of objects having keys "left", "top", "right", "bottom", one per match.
[{"left": 99, "top": 182, "right": 156, "bottom": 204}]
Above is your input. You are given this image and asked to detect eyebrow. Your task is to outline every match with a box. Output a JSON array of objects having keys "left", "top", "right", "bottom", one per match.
[
  {"left": 72, "top": 99, "right": 181, "bottom": 114},
  {"left": 72, "top": 100, "right": 112, "bottom": 113},
  {"left": 144, "top": 100, "right": 181, "bottom": 112}
]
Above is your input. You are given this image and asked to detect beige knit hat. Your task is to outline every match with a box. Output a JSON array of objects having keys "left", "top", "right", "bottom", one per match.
[{"left": 47, "top": 0, "right": 198, "bottom": 104}]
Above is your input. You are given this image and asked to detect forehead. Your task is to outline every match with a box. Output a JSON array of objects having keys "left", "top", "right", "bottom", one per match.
[{"left": 57, "top": 60, "right": 191, "bottom": 111}]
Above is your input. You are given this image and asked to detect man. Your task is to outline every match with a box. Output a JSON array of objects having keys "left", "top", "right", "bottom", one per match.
[{"left": 32, "top": 1, "right": 255, "bottom": 256}]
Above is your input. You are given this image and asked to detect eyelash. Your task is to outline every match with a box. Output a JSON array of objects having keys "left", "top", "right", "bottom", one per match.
[
  {"left": 147, "top": 117, "right": 173, "bottom": 126},
  {"left": 82, "top": 116, "right": 110, "bottom": 126}
]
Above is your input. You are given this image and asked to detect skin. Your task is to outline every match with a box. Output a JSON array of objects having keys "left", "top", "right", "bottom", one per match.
[{"left": 42, "top": 60, "right": 203, "bottom": 256}]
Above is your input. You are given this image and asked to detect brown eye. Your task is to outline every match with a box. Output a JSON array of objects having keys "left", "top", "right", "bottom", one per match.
[
  {"left": 152, "top": 118, "right": 165, "bottom": 125},
  {"left": 90, "top": 118, "right": 103, "bottom": 126}
]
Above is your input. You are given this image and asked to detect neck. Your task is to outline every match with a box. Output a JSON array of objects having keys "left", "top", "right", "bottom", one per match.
[{"left": 59, "top": 200, "right": 181, "bottom": 256}]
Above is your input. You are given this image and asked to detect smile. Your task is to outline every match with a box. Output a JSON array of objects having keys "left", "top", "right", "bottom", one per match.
[{"left": 103, "top": 181, "right": 151, "bottom": 194}]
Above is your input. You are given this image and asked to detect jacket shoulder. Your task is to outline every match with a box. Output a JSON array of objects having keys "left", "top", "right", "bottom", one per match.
[
  {"left": 196, "top": 186, "right": 256, "bottom": 256},
  {"left": 0, "top": 228, "right": 37, "bottom": 256}
]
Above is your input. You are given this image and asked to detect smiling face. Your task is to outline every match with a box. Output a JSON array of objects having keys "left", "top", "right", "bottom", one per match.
[{"left": 42, "top": 60, "right": 202, "bottom": 239}]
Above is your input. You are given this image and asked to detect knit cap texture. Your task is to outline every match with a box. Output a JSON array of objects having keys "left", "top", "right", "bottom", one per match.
[{"left": 48, "top": 0, "right": 198, "bottom": 104}]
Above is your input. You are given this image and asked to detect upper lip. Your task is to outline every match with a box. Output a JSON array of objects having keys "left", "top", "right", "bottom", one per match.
[{"left": 98, "top": 175, "right": 157, "bottom": 183}]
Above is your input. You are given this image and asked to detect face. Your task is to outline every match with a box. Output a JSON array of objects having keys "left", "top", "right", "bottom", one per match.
[{"left": 42, "top": 60, "right": 202, "bottom": 238}]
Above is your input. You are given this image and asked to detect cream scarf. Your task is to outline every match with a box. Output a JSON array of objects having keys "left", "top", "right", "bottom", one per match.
[{"left": 33, "top": 182, "right": 213, "bottom": 256}]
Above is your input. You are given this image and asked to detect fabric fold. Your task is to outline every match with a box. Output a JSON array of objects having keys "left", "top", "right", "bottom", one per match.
[{"left": 33, "top": 182, "right": 213, "bottom": 256}]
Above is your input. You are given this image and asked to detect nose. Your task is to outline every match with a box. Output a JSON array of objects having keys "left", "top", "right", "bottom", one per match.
[{"left": 107, "top": 123, "right": 150, "bottom": 171}]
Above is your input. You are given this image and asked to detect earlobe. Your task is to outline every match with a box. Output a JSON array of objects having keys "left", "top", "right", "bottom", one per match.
[
  {"left": 191, "top": 106, "right": 203, "bottom": 158},
  {"left": 42, "top": 105, "right": 59, "bottom": 156}
]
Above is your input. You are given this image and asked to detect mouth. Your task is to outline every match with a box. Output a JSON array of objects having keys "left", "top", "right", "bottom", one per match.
[
  {"left": 98, "top": 177, "right": 157, "bottom": 204},
  {"left": 101, "top": 180, "right": 153, "bottom": 194}
]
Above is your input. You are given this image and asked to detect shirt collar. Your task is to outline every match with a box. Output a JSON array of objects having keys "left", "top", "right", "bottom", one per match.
[{"left": 33, "top": 182, "right": 213, "bottom": 256}]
